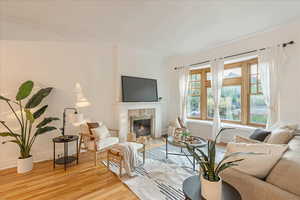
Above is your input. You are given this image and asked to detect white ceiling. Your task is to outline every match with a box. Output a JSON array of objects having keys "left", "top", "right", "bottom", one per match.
[{"left": 1, "top": 0, "right": 300, "bottom": 56}]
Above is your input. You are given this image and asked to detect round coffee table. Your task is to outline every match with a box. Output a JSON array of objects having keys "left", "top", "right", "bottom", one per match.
[
  {"left": 166, "top": 136, "right": 206, "bottom": 171},
  {"left": 183, "top": 175, "right": 241, "bottom": 200}
]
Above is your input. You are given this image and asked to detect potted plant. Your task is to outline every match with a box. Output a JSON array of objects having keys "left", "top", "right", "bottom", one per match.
[
  {"left": 0, "top": 80, "right": 59, "bottom": 173},
  {"left": 186, "top": 128, "right": 248, "bottom": 200}
]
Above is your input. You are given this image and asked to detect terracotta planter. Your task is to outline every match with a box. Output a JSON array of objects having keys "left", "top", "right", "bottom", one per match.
[
  {"left": 17, "top": 156, "right": 33, "bottom": 173},
  {"left": 201, "top": 175, "right": 222, "bottom": 200}
]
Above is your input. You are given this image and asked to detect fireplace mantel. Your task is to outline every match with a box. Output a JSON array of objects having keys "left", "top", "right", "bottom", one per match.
[{"left": 115, "top": 102, "right": 162, "bottom": 142}]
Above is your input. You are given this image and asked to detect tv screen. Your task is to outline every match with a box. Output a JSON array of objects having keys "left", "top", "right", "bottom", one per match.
[{"left": 122, "top": 76, "right": 158, "bottom": 102}]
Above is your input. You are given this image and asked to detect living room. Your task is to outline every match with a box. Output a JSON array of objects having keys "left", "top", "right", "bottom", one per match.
[{"left": 1, "top": 1, "right": 300, "bottom": 200}]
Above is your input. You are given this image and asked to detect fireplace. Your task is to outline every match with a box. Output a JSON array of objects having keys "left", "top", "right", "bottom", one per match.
[{"left": 132, "top": 118, "right": 152, "bottom": 137}]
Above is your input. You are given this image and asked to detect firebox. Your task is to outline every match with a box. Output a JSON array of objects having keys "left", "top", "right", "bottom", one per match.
[{"left": 132, "top": 118, "right": 152, "bottom": 138}]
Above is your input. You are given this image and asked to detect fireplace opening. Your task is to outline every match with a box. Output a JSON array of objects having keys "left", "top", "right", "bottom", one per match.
[{"left": 133, "top": 119, "right": 151, "bottom": 138}]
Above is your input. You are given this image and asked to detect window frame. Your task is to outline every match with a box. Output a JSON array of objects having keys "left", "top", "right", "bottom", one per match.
[{"left": 186, "top": 58, "right": 266, "bottom": 127}]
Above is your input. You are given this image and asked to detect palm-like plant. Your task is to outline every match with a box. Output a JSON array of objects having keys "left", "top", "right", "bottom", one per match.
[
  {"left": 0, "top": 80, "right": 59, "bottom": 159},
  {"left": 187, "top": 128, "right": 246, "bottom": 182}
]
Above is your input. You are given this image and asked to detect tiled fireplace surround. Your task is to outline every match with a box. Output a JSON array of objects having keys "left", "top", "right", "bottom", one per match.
[{"left": 115, "top": 102, "right": 162, "bottom": 142}]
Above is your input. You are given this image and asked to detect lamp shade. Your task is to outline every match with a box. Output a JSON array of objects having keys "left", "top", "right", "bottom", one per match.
[{"left": 69, "top": 113, "right": 84, "bottom": 126}]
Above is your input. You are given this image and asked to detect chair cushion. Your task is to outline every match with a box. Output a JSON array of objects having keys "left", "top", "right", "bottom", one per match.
[
  {"left": 128, "top": 142, "right": 144, "bottom": 151},
  {"left": 97, "top": 137, "right": 119, "bottom": 150},
  {"left": 92, "top": 124, "right": 111, "bottom": 140},
  {"left": 266, "top": 136, "right": 300, "bottom": 196}
]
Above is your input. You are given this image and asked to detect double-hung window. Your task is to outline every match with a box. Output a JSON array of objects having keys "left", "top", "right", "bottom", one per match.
[{"left": 186, "top": 58, "right": 267, "bottom": 127}]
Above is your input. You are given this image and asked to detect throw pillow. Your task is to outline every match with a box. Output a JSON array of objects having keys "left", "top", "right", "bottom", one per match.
[
  {"left": 234, "top": 135, "right": 261, "bottom": 144},
  {"left": 249, "top": 129, "right": 271, "bottom": 142},
  {"left": 92, "top": 124, "right": 111, "bottom": 140},
  {"left": 226, "top": 142, "right": 288, "bottom": 179},
  {"left": 267, "top": 128, "right": 294, "bottom": 144}
]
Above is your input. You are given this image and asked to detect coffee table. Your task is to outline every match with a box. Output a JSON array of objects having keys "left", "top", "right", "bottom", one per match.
[
  {"left": 165, "top": 136, "right": 206, "bottom": 171},
  {"left": 183, "top": 175, "right": 241, "bottom": 200}
]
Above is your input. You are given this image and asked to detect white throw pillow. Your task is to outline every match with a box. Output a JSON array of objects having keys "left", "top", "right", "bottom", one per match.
[
  {"left": 267, "top": 128, "right": 294, "bottom": 144},
  {"left": 92, "top": 125, "right": 111, "bottom": 140},
  {"left": 226, "top": 142, "right": 288, "bottom": 179}
]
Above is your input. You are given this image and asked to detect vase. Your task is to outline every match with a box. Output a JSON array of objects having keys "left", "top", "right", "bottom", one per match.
[
  {"left": 17, "top": 156, "right": 33, "bottom": 173},
  {"left": 201, "top": 175, "right": 222, "bottom": 200}
]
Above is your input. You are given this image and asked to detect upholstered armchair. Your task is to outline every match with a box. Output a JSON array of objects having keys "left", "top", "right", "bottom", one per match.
[{"left": 79, "top": 122, "right": 119, "bottom": 166}]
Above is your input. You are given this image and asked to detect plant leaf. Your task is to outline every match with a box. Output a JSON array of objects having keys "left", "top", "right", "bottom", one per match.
[
  {"left": 36, "top": 117, "right": 59, "bottom": 128},
  {"left": 25, "top": 87, "right": 53, "bottom": 109},
  {"left": 35, "top": 126, "right": 57, "bottom": 136},
  {"left": 16, "top": 80, "right": 34, "bottom": 101},
  {"left": 25, "top": 109, "right": 35, "bottom": 123},
  {"left": 33, "top": 105, "right": 48, "bottom": 119},
  {"left": 0, "top": 132, "right": 20, "bottom": 137},
  {"left": 2, "top": 140, "right": 20, "bottom": 145},
  {"left": 0, "top": 96, "right": 10, "bottom": 101}
]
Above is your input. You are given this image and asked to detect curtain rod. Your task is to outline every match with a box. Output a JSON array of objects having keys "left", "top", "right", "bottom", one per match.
[{"left": 174, "top": 40, "right": 295, "bottom": 70}]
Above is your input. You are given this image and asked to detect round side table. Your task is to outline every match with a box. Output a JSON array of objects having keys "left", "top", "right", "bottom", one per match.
[
  {"left": 183, "top": 175, "right": 241, "bottom": 200},
  {"left": 53, "top": 135, "right": 79, "bottom": 171}
]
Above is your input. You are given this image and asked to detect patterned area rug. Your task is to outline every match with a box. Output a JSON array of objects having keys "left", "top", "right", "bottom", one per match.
[{"left": 104, "top": 144, "right": 225, "bottom": 200}]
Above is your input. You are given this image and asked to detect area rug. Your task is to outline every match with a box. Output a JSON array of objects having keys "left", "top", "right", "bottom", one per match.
[{"left": 104, "top": 144, "right": 225, "bottom": 200}]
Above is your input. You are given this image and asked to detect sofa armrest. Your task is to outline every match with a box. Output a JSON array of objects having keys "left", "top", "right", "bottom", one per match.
[{"left": 221, "top": 168, "right": 300, "bottom": 200}]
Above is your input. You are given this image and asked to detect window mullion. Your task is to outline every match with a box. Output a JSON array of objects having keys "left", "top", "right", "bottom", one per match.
[
  {"left": 201, "top": 70, "right": 207, "bottom": 120},
  {"left": 241, "top": 62, "right": 250, "bottom": 125}
]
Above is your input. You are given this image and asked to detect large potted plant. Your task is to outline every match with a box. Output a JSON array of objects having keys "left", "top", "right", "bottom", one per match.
[
  {"left": 0, "top": 80, "right": 59, "bottom": 173},
  {"left": 187, "top": 128, "right": 249, "bottom": 200}
]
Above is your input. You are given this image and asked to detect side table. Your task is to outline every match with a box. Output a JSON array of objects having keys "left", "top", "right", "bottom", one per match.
[{"left": 53, "top": 135, "right": 79, "bottom": 171}]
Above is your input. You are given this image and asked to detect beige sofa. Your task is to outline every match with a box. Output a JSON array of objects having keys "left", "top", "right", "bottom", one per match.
[{"left": 221, "top": 135, "right": 300, "bottom": 200}]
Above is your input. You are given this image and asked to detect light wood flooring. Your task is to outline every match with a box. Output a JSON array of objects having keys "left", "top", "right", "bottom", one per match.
[{"left": 0, "top": 139, "right": 165, "bottom": 200}]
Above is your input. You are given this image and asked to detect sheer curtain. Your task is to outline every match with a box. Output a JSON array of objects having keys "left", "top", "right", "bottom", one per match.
[
  {"left": 258, "top": 46, "right": 286, "bottom": 129},
  {"left": 178, "top": 67, "right": 190, "bottom": 122},
  {"left": 211, "top": 59, "right": 224, "bottom": 139}
]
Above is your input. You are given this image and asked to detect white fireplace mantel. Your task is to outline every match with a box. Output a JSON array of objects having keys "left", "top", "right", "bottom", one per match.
[{"left": 115, "top": 102, "right": 162, "bottom": 142}]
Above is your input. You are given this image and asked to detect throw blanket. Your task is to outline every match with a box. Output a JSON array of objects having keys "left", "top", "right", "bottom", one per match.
[{"left": 112, "top": 142, "right": 139, "bottom": 176}]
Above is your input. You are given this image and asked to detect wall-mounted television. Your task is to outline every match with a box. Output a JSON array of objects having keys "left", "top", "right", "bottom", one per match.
[{"left": 121, "top": 76, "right": 158, "bottom": 102}]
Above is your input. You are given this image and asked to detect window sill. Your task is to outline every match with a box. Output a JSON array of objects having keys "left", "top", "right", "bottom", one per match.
[{"left": 186, "top": 119, "right": 257, "bottom": 131}]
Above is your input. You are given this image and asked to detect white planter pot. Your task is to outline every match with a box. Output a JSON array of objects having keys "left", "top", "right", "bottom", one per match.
[
  {"left": 17, "top": 156, "right": 33, "bottom": 173},
  {"left": 201, "top": 175, "right": 222, "bottom": 200}
]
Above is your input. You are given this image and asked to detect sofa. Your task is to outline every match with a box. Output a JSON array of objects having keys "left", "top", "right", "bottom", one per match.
[{"left": 221, "top": 135, "right": 300, "bottom": 200}]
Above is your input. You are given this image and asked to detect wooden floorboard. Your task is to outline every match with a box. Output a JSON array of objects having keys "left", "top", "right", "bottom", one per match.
[{"left": 0, "top": 152, "right": 139, "bottom": 200}]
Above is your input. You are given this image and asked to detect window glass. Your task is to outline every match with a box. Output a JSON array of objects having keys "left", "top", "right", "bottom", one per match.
[
  {"left": 250, "top": 94, "right": 267, "bottom": 124},
  {"left": 190, "top": 74, "right": 200, "bottom": 81},
  {"left": 220, "top": 86, "right": 241, "bottom": 121},
  {"left": 223, "top": 67, "right": 241, "bottom": 79},
  {"left": 187, "top": 96, "right": 200, "bottom": 117}
]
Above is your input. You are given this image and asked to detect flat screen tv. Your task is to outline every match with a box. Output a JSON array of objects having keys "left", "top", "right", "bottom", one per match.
[{"left": 121, "top": 76, "right": 158, "bottom": 102}]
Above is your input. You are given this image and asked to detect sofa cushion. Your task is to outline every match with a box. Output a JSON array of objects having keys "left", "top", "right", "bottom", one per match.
[
  {"left": 226, "top": 142, "right": 288, "bottom": 179},
  {"left": 250, "top": 129, "right": 271, "bottom": 142},
  {"left": 235, "top": 135, "right": 262, "bottom": 144},
  {"left": 266, "top": 136, "right": 300, "bottom": 196},
  {"left": 267, "top": 128, "right": 294, "bottom": 144}
]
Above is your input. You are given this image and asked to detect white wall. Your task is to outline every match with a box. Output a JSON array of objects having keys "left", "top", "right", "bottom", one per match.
[
  {"left": 167, "top": 19, "right": 300, "bottom": 141},
  {"left": 0, "top": 23, "right": 170, "bottom": 170}
]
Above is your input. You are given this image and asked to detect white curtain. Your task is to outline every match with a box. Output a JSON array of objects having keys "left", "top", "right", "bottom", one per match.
[
  {"left": 211, "top": 59, "right": 224, "bottom": 139},
  {"left": 258, "top": 46, "right": 286, "bottom": 129},
  {"left": 178, "top": 67, "right": 190, "bottom": 122}
]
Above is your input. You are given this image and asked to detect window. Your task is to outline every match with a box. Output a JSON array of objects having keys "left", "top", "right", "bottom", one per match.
[{"left": 187, "top": 58, "right": 267, "bottom": 127}]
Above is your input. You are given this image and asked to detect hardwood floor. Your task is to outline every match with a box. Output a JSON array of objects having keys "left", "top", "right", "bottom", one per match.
[
  {"left": 0, "top": 152, "right": 139, "bottom": 200},
  {"left": 0, "top": 139, "right": 165, "bottom": 200}
]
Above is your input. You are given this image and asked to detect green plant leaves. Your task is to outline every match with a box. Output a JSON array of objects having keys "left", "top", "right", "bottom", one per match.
[
  {"left": 25, "top": 109, "right": 35, "bottom": 123},
  {"left": 0, "top": 132, "right": 20, "bottom": 137},
  {"left": 35, "top": 126, "right": 57, "bottom": 136},
  {"left": 33, "top": 105, "right": 48, "bottom": 119},
  {"left": 0, "top": 96, "right": 10, "bottom": 101},
  {"left": 16, "top": 80, "right": 34, "bottom": 101},
  {"left": 2, "top": 140, "right": 20, "bottom": 145},
  {"left": 36, "top": 117, "right": 59, "bottom": 128},
  {"left": 25, "top": 87, "right": 53, "bottom": 109}
]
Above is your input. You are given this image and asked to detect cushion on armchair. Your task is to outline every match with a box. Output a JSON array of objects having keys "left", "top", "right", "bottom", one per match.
[
  {"left": 97, "top": 137, "right": 119, "bottom": 150},
  {"left": 92, "top": 124, "right": 111, "bottom": 139}
]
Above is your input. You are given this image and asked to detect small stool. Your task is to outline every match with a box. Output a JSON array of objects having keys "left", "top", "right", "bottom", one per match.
[{"left": 107, "top": 149, "right": 124, "bottom": 177}]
